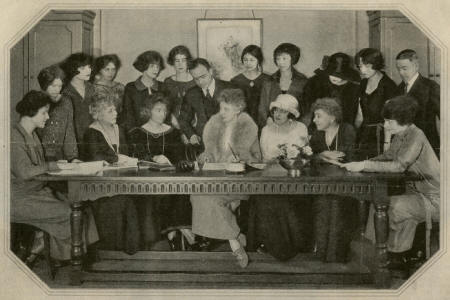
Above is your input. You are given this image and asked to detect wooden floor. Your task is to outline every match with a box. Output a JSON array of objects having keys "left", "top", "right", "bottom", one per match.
[{"left": 25, "top": 239, "right": 407, "bottom": 289}]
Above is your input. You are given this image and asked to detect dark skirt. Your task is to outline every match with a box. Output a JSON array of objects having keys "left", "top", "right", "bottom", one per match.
[
  {"left": 248, "top": 195, "right": 313, "bottom": 261},
  {"left": 159, "top": 195, "right": 192, "bottom": 233},
  {"left": 312, "top": 195, "right": 358, "bottom": 262},
  {"left": 91, "top": 195, "right": 140, "bottom": 254}
]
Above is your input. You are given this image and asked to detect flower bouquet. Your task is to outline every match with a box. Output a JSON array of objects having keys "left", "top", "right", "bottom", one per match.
[{"left": 277, "top": 143, "right": 313, "bottom": 177}]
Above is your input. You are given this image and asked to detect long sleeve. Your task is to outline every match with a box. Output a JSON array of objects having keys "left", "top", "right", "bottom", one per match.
[
  {"left": 11, "top": 141, "right": 51, "bottom": 180},
  {"left": 338, "top": 124, "right": 356, "bottom": 160},
  {"left": 82, "top": 129, "right": 118, "bottom": 164},
  {"left": 63, "top": 103, "right": 78, "bottom": 160},
  {"left": 430, "top": 80, "right": 440, "bottom": 117},
  {"left": 258, "top": 81, "right": 271, "bottom": 128},
  {"left": 259, "top": 127, "right": 271, "bottom": 161},
  {"left": 119, "top": 85, "right": 136, "bottom": 133},
  {"left": 364, "top": 131, "right": 424, "bottom": 173},
  {"left": 178, "top": 95, "right": 195, "bottom": 139}
]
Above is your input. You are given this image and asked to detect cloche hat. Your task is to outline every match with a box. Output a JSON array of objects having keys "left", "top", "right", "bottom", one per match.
[
  {"left": 325, "top": 52, "right": 360, "bottom": 83},
  {"left": 269, "top": 94, "right": 300, "bottom": 118}
]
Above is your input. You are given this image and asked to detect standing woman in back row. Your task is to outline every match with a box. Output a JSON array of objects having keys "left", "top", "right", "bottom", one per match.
[
  {"left": 258, "top": 43, "right": 308, "bottom": 128},
  {"left": 164, "top": 45, "right": 196, "bottom": 139},
  {"left": 354, "top": 48, "right": 398, "bottom": 159},
  {"left": 120, "top": 50, "right": 166, "bottom": 134},
  {"left": 91, "top": 54, "right": 125, "bottom": 115},
  {"left": 231, "top": 45, "right": 270, "bottom": 123},
  {"left": 60, "top": 53, "right": 95, "bottom": 153}
]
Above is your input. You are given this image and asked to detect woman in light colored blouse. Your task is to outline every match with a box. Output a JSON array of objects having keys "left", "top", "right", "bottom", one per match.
[
  {"left": 259, "top": 94, "right": 308, "bottom": 162},
  {"left": 344, "top": 95, "right": 439, "bottom": 263},
  {"left": 248, "top": 94, "right": 313, "bottom": 261}
]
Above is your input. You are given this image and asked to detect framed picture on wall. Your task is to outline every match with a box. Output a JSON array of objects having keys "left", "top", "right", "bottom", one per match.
[{"left": 197, "top": 18, "right": 262, "bottom": 80}]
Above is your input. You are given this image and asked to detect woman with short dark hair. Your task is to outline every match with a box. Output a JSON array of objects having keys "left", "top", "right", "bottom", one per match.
[
  {"left": 164, "top": 45, "right": 195, "bottom": 140},
  {"left": 92, "top": 54, "right": 125, "bottom": 114},
  {"left": 258, "top": 43, "right": 308, "bottom": 128},
  {"left": 354, "top": 48, "right": 398, "bottom": 159},
  {"left": 129, "top": 93, "right": 195, "bottom": 251},
  {"left": 344, "top": 95, "right": 440, "bottom": 270},
  {"left": 60, "top": 52, "right": 95, "bottom": 151},
  {"left": 36, "top": 65, "right": 78, "bottom": 162},
  {"left": 231, "top": 45, "right": 270, "bottom": 123},
  {"left": 11, "top": 90, "right": 98, "bottom": 262},
  {"left": 120, "top": 50, "right": 166, "bottom": 133}
]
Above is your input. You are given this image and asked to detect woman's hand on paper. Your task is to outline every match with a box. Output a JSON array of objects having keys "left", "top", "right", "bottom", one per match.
[{"left": 343, "top": 161, "right": 365, "bottom": 172}]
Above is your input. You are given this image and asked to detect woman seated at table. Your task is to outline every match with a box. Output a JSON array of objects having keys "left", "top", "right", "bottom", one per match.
[
  {"left": 11, "top": 90, "right": 98, "bottom": 263},
  {"left": 344, "top": 95, "right": 439, "bottom": 269},
  {"left": 91, "top": 54, "right": 125, "bottom": 115},
  {"left": 191, "top": 88, "right": 261, "bottom": 268},
  {"left": 247, "top": 94, "right": 313, "bottom": 261},
  {"left": 309, "top": 97, "right": 358, "bottom": 262},
  {"left": 81, "top": 95, "right": 141, "bottom": 254},
  {"left": 128, "top": 93, "right": 196, "bottom": 251}
]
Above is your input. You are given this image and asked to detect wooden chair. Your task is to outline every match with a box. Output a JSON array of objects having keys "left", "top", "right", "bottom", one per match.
[{"left": 10, "top": 223, "right": 57, "bottom": 280}]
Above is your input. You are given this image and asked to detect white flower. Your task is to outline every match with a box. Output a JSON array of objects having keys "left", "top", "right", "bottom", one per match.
[{"left": 286, "top": 144, "right": 301, "bottom": 159}]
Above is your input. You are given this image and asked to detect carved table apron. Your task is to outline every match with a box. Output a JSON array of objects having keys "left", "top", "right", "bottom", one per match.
[{"left": 38, "top": 166, "right": 412, "bottom": 288}]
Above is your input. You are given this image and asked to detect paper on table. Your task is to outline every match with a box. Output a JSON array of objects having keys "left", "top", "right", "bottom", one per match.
[
  {"left": 47, "top": 161, "right": 104, "bottom": 176},
  {"left": 194, "top": 162, "right": 227, "bottom": 170},
  {"left": 320, "top": 157, "right": 344, "bottom": 167}
]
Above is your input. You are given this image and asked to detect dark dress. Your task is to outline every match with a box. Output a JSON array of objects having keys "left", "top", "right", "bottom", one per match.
[
  {"left": 129, "top": 126, "right": 192, "bottom": 235},
  {"left": 258, "top": 68, "right": 308, "bottom": 128},
  {"left": 309, "top": 123, "right": 358, "bottom": 262},
  {"left": 163, "top": 77, "right": 196, "bottom": 121},
  {"left": 357, "top": 73, "right": 398, "bottom": 159},
  {"left": 231, "top": 73, "right": 271, "bottom": 123},
  {"left": 82, "top": 125, "right": 141, "bottom": 254},
  {"left": 62, "top": 82, "right": 95, "bottom": 151},
  {"left": 303, "top": 72, "right": 360, "bottom": 132},
  {"left": 119, "top": 77, "right": 166, "bottom": 134}
]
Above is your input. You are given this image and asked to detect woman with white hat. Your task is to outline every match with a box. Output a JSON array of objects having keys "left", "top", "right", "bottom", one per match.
[{"left": 247, "top": 94, "right": 313, "bottom": 261}]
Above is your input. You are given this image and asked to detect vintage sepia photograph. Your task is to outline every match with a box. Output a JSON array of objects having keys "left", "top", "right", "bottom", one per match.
[{"left": 1, "top": 0, "right": 449, "bottom": 299}]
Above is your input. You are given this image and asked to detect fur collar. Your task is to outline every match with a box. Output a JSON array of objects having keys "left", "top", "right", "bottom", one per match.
[{"left": 203, "top": 112, "right": 259, "bottom": 162}]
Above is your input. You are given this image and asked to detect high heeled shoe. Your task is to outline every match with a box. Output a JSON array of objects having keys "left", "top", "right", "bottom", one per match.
[
  {"left": 166, "top": 230, "right": 182, "bottom": 251},
  {"left": 233, "top": 246, "right": 249, "bottom": 268}
]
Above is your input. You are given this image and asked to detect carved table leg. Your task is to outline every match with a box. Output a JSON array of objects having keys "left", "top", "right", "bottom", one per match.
[
  {"left": 68, "top": 181, "right": 83, "bottom": 285},
  {"left": 358, "top": 200, "right": 368, "bottom": 239},
  {"left": 373, "top": 180, "right": 391, "bottom": 288}
]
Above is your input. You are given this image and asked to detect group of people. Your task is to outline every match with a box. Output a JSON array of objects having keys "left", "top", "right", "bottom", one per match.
[{"left": 10, "top": 42, "right": 440, "bottom": 272}]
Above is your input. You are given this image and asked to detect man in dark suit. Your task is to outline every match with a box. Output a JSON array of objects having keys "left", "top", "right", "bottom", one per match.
[
  {"left": 396, "top": 49, "right": 440, "bottom": 155},
  {"left": 179, "top": 58, "right": 235, "bottom": 146}
]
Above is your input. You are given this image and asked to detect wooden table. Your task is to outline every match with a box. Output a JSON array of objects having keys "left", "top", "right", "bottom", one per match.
[{"left": 39, "top": 164, "right": 414, "bottom": 288}]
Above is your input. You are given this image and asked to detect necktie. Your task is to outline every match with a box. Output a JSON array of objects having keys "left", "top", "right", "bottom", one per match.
[
  {"left": 206, "top": 88, "right": 213, "bottom": 100},
  {"left": 404, "top": 83, "right": 408, "bottom": 95}
]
